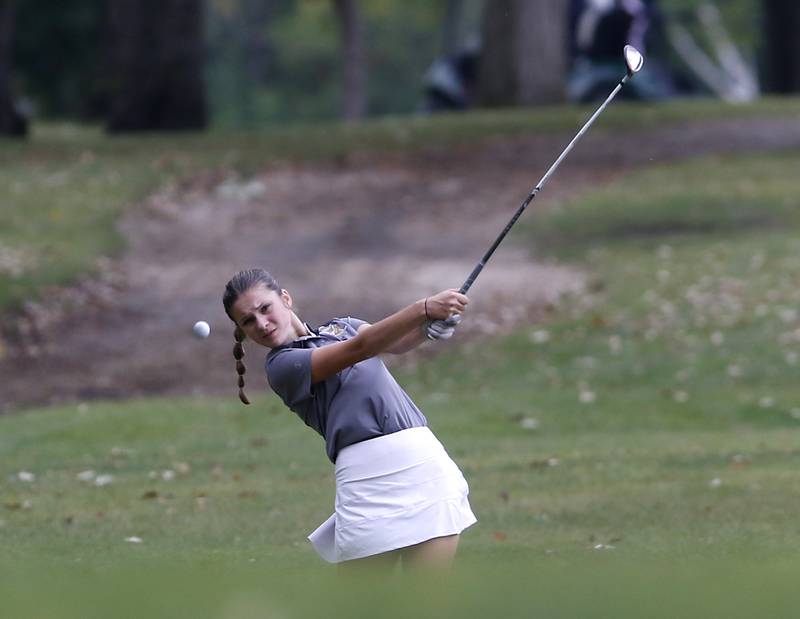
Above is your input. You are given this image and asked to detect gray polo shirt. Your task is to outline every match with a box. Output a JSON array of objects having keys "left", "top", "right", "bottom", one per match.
[{"left": 265, "top": 317, "right": 428, "bottom": 462}]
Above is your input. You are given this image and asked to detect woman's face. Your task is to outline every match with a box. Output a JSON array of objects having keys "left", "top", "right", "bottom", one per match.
[{"left": 231, "top": 284, "right": 297, "bottom": 348}]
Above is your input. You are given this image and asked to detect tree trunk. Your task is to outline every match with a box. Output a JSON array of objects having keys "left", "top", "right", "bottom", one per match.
[
  {"left": 761, "top": 0, "right": 800, "bottom": 93},
  {"left": 478, "top": 0, "right": 568, "bottom": 107},
  {"left": 0, "top": 0, "right": 26, "bottom": 136},
  {"left": 214, "top": 0, "right": 274, "bottom": 127},
  {"left": 106, "top": 0, "right": 207, "bottom": 132},
  {"left": 441, "top": 0, "right": 465, "bottom": 56},
  {"left": 241, "top": 0, "right": 273, "bottom": 87},
  {"left": 333, "top": 0, "right": 367, "bottom": 121}
]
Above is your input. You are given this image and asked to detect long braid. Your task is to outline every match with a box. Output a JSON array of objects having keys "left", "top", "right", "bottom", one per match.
[
  {"left": 223, "top": 268, "right": 282, "bottom": 405},
  {"left": 233, "top": 326, "right": 250, "bottom": 405}
]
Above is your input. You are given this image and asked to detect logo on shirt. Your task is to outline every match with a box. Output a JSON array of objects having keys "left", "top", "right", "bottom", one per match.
[{"left": 318, "top": 323, "right": 345, "bottom": 337}]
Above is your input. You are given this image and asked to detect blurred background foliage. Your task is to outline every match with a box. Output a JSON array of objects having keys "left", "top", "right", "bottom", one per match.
[{"left": 4, "top": 0, "right": 773, "bottom": 130}]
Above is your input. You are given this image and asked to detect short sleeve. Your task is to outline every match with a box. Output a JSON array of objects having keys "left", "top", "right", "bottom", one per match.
[{"left": 266, "top": 347, "right": 313, "bottom": 409}]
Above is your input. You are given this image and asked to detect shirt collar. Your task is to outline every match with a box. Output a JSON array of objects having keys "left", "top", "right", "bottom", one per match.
[{"left": 294, "top": 322, "right": 321, "bottom": 342}]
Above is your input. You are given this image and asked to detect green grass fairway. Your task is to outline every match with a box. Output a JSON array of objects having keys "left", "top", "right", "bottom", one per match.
[
  {"left": 4, "top": 111, "right": 800, "bottom": 615},
  {"left": 4, "top": 395, "right": 800, "bottom": 567},
  {"left": 2, "top": 559, "right": 800, "bottom": 618},
  {"left": 2, "top": 396, "right": 800, "bottom": 617}
]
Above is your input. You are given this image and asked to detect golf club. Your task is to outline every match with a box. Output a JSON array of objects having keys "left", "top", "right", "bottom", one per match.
[{"left": 428, "top": 45, "right": 644, "bottom": 340}]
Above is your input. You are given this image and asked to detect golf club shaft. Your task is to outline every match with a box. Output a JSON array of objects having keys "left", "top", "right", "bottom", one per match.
[{"left": 458, "top": 73, "right": 632, "bottom": 295}]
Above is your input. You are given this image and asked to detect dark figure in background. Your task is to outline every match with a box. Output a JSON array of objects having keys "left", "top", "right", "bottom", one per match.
[
  {"left": 567, "top": 0, "right": 679, "bottom": 102},
  {"left": 421, "top": 0, "right": 688, "bottom": 112},
  {"left": 569, "top": 0, "right": 653, "bottom": 60},
  {"left": 420, "top": 40, "right": 479, "bottom": 113}
]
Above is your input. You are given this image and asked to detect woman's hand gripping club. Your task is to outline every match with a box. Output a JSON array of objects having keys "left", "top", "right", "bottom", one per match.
[{"left": 425, "top": 289, "right": 468, "bottom": 341}]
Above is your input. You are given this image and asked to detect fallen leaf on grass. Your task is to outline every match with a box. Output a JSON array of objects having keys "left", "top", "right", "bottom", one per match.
[
  {"left": 530, "top": 457, "right": 559, "bottom": 469},
  {"left": 519, "top": 417, "right": 539, "bottom": 430},
  {"left": 174, "top": 462, "right": 191, "bottom": 475},
  {"left": 730, "top": 454, "right": 751, "bottom": 468},
  {"left": 673, "top": 390, "right": 689, "bottom": 403},
  {"left": 529, "top": 329, "right": 550, "bottom": 344},
  {"left": 727, "top": 364, "right": 743, "bottom": 377},
  {"left": 493, "top": 532, "right": 507, "bottom": 542},
  {"left": 591, "top": 314, "right": 607, "bottom": 328}
]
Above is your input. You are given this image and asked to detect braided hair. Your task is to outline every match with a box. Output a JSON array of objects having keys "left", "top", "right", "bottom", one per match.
[{"left": 222, "top": 269, "right": 281, "bottom": 405}]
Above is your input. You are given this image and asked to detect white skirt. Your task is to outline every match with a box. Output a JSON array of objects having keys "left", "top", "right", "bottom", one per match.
[{"left": 308, "top": 426, "right": 477, "bottom": 563}]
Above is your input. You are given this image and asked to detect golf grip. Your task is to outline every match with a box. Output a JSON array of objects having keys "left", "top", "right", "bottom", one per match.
[{"left": 427, "top": 72, "right": 633, "bottom": 340}]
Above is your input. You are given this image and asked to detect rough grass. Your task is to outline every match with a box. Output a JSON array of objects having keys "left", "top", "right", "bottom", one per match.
[
  {"left": 533, "top": 150, "right": 800, "bottom": 254},
  {"left": 1, "top": 97, "right": 799, "bottom": 311}
]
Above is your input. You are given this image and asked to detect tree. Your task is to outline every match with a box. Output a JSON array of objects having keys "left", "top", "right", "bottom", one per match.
[
  {"left": 332, "top": 0, "right": 367, "bottom": 120},
  {"left": 12, "top": 0, "right": 105, "bottom": 120},
  {"left": 477, "top": 0, "right": 568, "bottom": 107},
  {"left": 106, "top": 0, "right": 207, "bottom": 132},
  {"left": 441, "top": 0, "right": 466, "bottom": 56},
  {"left": 207, "top": 0, "right": 278, "bottom": 127},
  {"left": 761, "top": 0, "right": 800, "bottom": 93},
  {"left": 0, "top": 0, "right": 26, "bottom": 135}
]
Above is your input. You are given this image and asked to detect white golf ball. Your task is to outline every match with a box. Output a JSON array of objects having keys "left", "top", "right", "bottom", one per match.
[{"left": 192, "top": 320, "right": 211, "bottom": 339}]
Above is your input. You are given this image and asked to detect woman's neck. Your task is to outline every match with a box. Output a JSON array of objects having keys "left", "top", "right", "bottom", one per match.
[{"left": 290, "top": 312, "right": 310, "bottom": 338}]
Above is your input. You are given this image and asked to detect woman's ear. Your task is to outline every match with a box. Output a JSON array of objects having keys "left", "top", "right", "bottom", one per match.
[{"left": 280, "top": 289, "right": 293, "bottom": 309}]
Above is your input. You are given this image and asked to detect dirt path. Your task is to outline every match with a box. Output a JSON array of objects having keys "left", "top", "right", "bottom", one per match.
[{"left": 4, "top": 117, "right": 800, "bottom": 412}]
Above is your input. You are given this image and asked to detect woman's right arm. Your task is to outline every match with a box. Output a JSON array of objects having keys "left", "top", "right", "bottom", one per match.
[{"left": 309, "top": 289, "right": 468, "bottom": 384}]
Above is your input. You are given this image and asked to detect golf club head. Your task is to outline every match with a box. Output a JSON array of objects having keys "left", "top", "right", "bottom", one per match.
[{"left": 624, "top": 45, "right": 644, "bottom": 76}]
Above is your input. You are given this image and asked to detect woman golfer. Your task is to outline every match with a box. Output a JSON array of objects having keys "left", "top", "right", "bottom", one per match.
[{"left": 222, "top": 268, "right": 476, "bottom": 568}]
